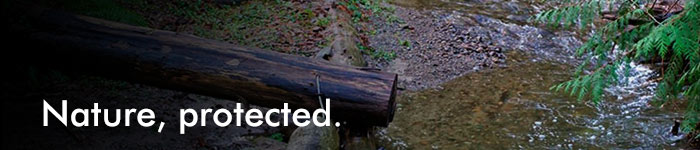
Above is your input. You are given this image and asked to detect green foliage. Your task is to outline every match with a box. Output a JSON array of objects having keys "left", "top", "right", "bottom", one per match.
[
  {"left": 358, "top": 43, "right": 396, "bottom": 61},
  {"left": 399, "top": 39, "right": 411, "bottom": 48},
  {"left": 339, "top": 0, "right": 367, "bottom": 23},
  {"left": 339, "top": 0, "right": 400, "bottom": 62},
  {"left": 339, "top": 0, "right": 399, "bottom": 23},
  {"left": 386, "top": 14, "right": 403, "bottom": 24},
  {"left": 44, "top": 0, "right": 148, "bottom": 26},
  {"left": 139, "top": 0, "right": 324, "bottom": 53},
  {"left": 538, "top": 0, "right": 700, "bottom": 132},
  {"left": 269, "top": 133, "right": 284, "bottom": 142},
  {"left": 316, "top": 17, "right": 331, "bottom": 27}
]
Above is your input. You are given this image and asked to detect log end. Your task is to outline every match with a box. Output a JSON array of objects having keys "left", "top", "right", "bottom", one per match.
[{"left": 386, "top": 74, "right": 398, "bottom": 126}]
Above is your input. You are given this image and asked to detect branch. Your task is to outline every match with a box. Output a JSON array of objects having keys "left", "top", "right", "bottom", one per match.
[{"left": 627, "top": 0, "right": 662, "bottom": 24}]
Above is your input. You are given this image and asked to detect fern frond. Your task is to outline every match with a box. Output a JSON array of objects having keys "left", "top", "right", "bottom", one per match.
[{"left": 541, "top": 0, "right": 700, "bottom": 132}]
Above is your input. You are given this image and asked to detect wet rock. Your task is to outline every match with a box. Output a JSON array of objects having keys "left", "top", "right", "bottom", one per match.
[
  {"left": 343, "top": 137, "right": 377, "bottom": 150},
  {"left": 251, "top": 137, "right": 287, "bottom": 150},
  {"left": 312, "top": 26, "right": 323, "bottom": 32},
  {"left": 286, "top": 124, "right": 340, "bottom": 150}
]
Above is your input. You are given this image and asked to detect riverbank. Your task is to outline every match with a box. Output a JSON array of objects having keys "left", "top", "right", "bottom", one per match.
[
  {"left": 373, "top": 0, "right": 693, "bottom": 149},
  {"left": 3, "top": 0, "right": 696, "bottom": 149}
]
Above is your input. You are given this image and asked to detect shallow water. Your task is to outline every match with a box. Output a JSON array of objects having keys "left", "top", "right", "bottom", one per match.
[
  {"left": 379, "top": 51, "right": 684, "bottom": 149},
  {"left": 378, "top": 0, "right": 686, "bottom": 148}
]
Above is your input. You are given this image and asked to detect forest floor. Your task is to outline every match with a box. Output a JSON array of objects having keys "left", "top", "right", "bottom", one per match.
[{"left": 114, "top": 0, "right": 509, "bottom": 90}]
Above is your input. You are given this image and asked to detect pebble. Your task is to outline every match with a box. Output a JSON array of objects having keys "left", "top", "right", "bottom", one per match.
[{"left": 589, "top": 135, "right": 596, "bottom": 140}]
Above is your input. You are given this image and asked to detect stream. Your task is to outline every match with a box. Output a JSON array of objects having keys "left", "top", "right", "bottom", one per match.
[{"left": 376, "top": 0, "right": 686, "bottom": 149}]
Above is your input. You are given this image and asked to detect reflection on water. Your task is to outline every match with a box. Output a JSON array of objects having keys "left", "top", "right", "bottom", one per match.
[
  {"left": 379, "top": 51, "right": 684, "bottom": 149},
  {"left": 378, "top": 0, "right": 686, "bottom": 149},
  {"left": 391, "top": 0, "right": 562, "bottom": 24}
]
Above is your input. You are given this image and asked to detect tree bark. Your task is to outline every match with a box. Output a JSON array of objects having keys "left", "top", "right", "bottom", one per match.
[{"left": 7, "top": 8, "right": 397, "bottom": 126}]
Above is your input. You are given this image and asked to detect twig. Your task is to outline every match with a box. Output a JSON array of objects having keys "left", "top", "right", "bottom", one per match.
[
  {"left": 627, "top": 0, "right": 662, "bottom": 24},
  {"left": 666, "top": 0, "right": 681, "bottom": 15}
]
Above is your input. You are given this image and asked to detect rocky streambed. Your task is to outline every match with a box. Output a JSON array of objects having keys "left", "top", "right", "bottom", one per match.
[
  {"left": 370, "top": 0, "right": 689, "bottom": 149},
  {"left": 365, "top": 0, "right": 580, "bottom": 91}
]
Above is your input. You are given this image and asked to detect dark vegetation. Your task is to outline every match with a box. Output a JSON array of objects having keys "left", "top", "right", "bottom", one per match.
[{"left": 536, "top": 0, "right": 699, "bottom": 134}]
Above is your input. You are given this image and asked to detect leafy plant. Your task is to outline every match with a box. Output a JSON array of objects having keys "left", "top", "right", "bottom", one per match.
[
  {"left": 269, "top": 133, "right": 284, "bottom": 142},
  {"left": 338, "top": 0, "right": 364, "bottom": 23},
  {"left": 536, "top": 0, "right": 699, "bottom": 132},
  {"left": 339, "top": 0, "right": 394, "bottom": 23},
  {"left": 339, "top": 0, "right": 400, "bottom": 61},
  {"left": 316, "top": 17, "right": 331, "bottom": 27},
  {"left": 399, "top": 39, "right": 411, "bottom": 48},
  {"left": 386, "top": 14, "right": 403, "bottom": 24},
  {"left": 358, "top": 43, "right": 396, "bottom": 61}
]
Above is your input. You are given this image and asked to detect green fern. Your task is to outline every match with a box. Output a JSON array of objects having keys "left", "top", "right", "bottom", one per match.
[{"left": 538, "top": 0, "right": 700, "bottom": 132}]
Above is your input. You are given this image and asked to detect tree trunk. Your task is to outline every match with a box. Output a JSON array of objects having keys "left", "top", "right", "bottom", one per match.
[{"left": 6, "top": 8, "right": 397, "bottom": 127}]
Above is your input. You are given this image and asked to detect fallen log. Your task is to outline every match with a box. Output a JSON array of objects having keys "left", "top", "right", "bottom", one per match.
[{"left": 6, "top": 8, "right": 397, "bottom": 126}]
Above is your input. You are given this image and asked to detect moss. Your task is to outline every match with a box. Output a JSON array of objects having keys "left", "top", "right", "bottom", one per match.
[{"left": 55, "top": 0, "right": 148, "bottom": 26}]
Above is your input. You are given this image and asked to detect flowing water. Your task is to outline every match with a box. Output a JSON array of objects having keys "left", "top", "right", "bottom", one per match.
[{"left": 377, "top": 0, "right": 687, "bottom": 149}]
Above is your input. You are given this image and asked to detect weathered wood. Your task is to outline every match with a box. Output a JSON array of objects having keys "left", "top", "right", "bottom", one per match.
[{"left": 7, "top": 8, "right": 397, "bottom": 126}]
